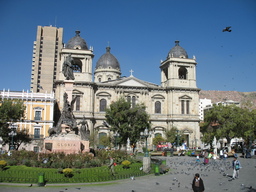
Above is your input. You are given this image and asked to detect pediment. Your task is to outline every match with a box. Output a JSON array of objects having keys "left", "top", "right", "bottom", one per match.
[
  {"left": 179, "top": 95, "right": 192, "bottom": 100},
  {"left": 72, "top": 89, "right": 84, "bottom": 94},
  {"left": 117, "top": 79, "right": 146, "bottom": 87}
]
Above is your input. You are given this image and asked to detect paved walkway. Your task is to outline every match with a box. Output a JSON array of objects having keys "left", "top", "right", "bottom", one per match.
[{"left": 0, "top": 154, "right": 256, "bottom": 192}]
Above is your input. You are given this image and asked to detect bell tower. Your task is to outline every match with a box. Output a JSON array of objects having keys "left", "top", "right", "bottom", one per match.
[
  {"left": 58, "top": 31, "right": 94, "bottom": 82},
  {"left": 160, "top": 41, "right": 197, "bottom": 89}
]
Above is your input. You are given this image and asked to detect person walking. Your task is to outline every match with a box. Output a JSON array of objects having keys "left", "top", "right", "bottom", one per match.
[
  {"left": 192, "top": 173, "right": 205, "bottom": 192},
  {"left": 232, "top": 156, "right": 241, "bottom": 179},
  {"left": 108, "top": 156, "right": 115, "bottom": 176},
  {"left": 170, "top": 146, "right": 174, "bottom": 157}
]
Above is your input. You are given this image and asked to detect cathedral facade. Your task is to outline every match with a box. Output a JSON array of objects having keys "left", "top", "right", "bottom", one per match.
[{"left": 32, "top": 26, "right": 201, "bottom": 149}]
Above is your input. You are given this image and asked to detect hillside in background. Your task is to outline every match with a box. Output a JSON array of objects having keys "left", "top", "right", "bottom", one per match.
[{"left": 199, "top": 90, "right": 256, "bottom": 109}]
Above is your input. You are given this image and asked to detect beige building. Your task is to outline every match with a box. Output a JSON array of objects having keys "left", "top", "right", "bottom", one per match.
[
  {"left": 53, "top": 30, "right": 201, "bottom": 149},
  {"left": 30, "top": 26, "right": 63, "bottom": 93},
  {"left": 0, "top": 89, "right": 55, "bottom": 152}
]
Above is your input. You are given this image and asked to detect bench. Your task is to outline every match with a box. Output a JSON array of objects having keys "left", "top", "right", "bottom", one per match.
[{"left": 150, "top": 152, "right": 164, "bottom": 156}]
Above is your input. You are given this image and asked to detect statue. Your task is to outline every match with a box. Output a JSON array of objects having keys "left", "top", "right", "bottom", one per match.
[
  {"left": 48, "top": 92, "right": 77, "bottom": 136},
  {"left": 78, "top": 116, "right": 90, "bottom": 141},
  {"left": 62, "top": 54, "right": 75, "bottom": 80}
]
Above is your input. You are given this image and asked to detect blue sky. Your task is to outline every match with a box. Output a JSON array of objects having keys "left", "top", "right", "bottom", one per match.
[{"left": 1, "top": 0, "right": 256, "bottom": 92}]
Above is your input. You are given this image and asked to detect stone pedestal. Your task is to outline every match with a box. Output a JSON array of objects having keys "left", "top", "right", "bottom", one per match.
[
  {"left": 64, "top": 80, "right": 74, "bottom": 103},
  {"left": 44, "top": 133, "right": 89, "bottom": 154},
  {"left": 143, "top": 156, "right": 151, "bottom": 173}
]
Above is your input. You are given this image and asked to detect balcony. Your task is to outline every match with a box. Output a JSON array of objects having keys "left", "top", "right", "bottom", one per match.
[{"left": 30, "top": 135, "right": 44, "bottom": 140}]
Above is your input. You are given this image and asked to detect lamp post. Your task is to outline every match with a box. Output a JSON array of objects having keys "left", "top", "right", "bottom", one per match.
[
  {"left": 140, "top": 128, "right": 151, "bottom": 157},
  {"left": 0, "top": 137, "right": 3, "bottom": 153},
  {"left": 8, "top": 129, "right": 17, "bottom": 150},
  {"left": 113, "top": 131, "right": 120, "bottom": 150}
]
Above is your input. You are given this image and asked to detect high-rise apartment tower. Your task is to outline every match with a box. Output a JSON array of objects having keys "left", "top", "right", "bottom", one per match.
[{"left": 30, "top": 26, "right": 63, "bottom": 93}]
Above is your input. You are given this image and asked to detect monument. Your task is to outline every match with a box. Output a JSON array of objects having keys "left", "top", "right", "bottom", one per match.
[{"left": 43, "top": 55, "right": 90, "bottom": 154}]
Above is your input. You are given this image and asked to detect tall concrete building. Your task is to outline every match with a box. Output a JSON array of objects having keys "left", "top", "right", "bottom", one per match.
[{"left": 30, "top": 26, "right": 63, "bottom": 93}]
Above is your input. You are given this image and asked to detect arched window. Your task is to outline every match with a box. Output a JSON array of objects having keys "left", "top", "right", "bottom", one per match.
[
  {"left": 72, "top": 95, "right": 81, "bottom": 111},
  {"left": 73, "top": 58, "right": 82, "bottom": 73},
  {"left": 127, "top": 96, "right": 131, "bottom": 103},
  {"left": 155, "top": 133, "right": 162, "bottom": 138},
  {"left": 100, "top": 99, "right": 107, "bottom": 112},
  {"left": 155, "top": 101, "right": 161, "bottom": 114},
  {"left": 178, "top": 67, "right": 187, "bottom": 79},
  {"left": 98, "top": 132, "right": 107, "bottom": 149},
  {"left": 132, "top": 96, "right": 136, "bottom": 108}
]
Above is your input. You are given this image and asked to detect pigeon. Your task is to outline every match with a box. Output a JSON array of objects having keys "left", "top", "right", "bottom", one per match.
[
  {"left": 131, "top": 190, "right": 136, "bottom": 192},
  {"left": 131, "top": 176, "right": 135, "bottom": 180},
  {"left": 222, "top": 26, "right": 232, "bottom": 32},
  {"left": 156, "top": 182, "right": 159, "bottom": 185},
  {"left": 29, "top": 184, "right": 33, "bottom": 187}
]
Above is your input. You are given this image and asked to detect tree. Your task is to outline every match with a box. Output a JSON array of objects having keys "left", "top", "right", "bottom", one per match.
[
  {"left": 152, "top": 135, "right": 165, "bottom": 146},
  {"left": 165, "top": 127, "right": 179, "bottom": 144},
  {"left": 105, "top": 97, "right": 150, "bottom": 147},
  {"left": 0, "top": 99, "right": 31, "bottom": 149},
  {"left": 237, "top": 108, "right": 256, "bottom": 146},
  {"left": 202, "top": 104, "right": 256, "bottom": 148},
  {"left": 99, "top": 135, "right": 112, "bottom": 149},
  {"left": 13, "top": 129, "right": 32, "bottom": 150}
]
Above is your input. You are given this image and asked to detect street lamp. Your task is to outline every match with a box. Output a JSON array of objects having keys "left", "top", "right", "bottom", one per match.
[
  {"left": 0, "top": 137, "right": 3, "bottom": 153},
  {"left": 140, "top": 128, "right": 151, "bottom": 157},
  {"left": 113, "top": 131, "right": 120, "bottom": 150},
  {"left": 8, "top": 129, "right": 17, "bottom": 150}
]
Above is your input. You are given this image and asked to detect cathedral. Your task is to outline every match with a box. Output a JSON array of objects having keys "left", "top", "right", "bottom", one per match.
[{"left": 30, "top": 26, "right": 201, "bottom": 149}]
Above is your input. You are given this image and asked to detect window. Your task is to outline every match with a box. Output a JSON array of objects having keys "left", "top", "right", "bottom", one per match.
[
  {"left": 178, "top": 67, "right": 187, "bottom": 79},
  {"left": 34, "top": 128, "right": 40, "bottom": 139},
  {"left": 155, "top": 133, "right": 162, "bottom": 137},
  {"left": 186, "top": 100, "right": 190, "bottom": 114},
  {"left": 100, "top": 99, "right": 107, "bottom": 112},
  {"left": 127, "top": 95, "right": 136, "bottom": 108},
  {"left": 127, "top": 96, "right": 131, "bottom": 103},
  {"left": 181, "top": 100, "right": 185, "bottom": 114},
  {"left": 72, "top": 95, "right": 81, "bottom": 111},
  {"left": 155, "top": 101, "right": 161, "bottom": 114},
  {"left": 35, "top": 111, "right": 41, "bottom": 120},
  {"left": 33, "top": 146, "right": 39, "bottom": 153},
  {"left": 132, "top": 96, "right": 136, "bottom": 108},
  {"left": 181, "top": 100, "right": 190, "bottom": 114},
  {"left": 98, "top": 132, "right": 107, "bottom": 149}
]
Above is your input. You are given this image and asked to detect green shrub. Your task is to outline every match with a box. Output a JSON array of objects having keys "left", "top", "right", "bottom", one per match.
[{"left": 7, "top": 159, "right": 18, "bottom": 166}]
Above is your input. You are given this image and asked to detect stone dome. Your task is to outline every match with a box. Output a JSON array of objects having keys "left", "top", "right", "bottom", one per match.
[
  {"left": 167, "top": 41, "right": 188, "bottom": 59},
  {"left": 95, "top": 47, "right": 120, "bottom": 70},
  {"left": 66, "top": 31, "right": 88, "bottom": 50}
]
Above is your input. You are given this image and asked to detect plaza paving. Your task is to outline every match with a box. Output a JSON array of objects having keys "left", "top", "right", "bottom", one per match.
[{"left": 0, "top": 154, "right": 256, "bottom": 192}]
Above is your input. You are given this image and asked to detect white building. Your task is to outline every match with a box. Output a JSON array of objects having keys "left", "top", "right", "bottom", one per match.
[{"left": 199, "top": 98, "right": 212, "bottom": 121}]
